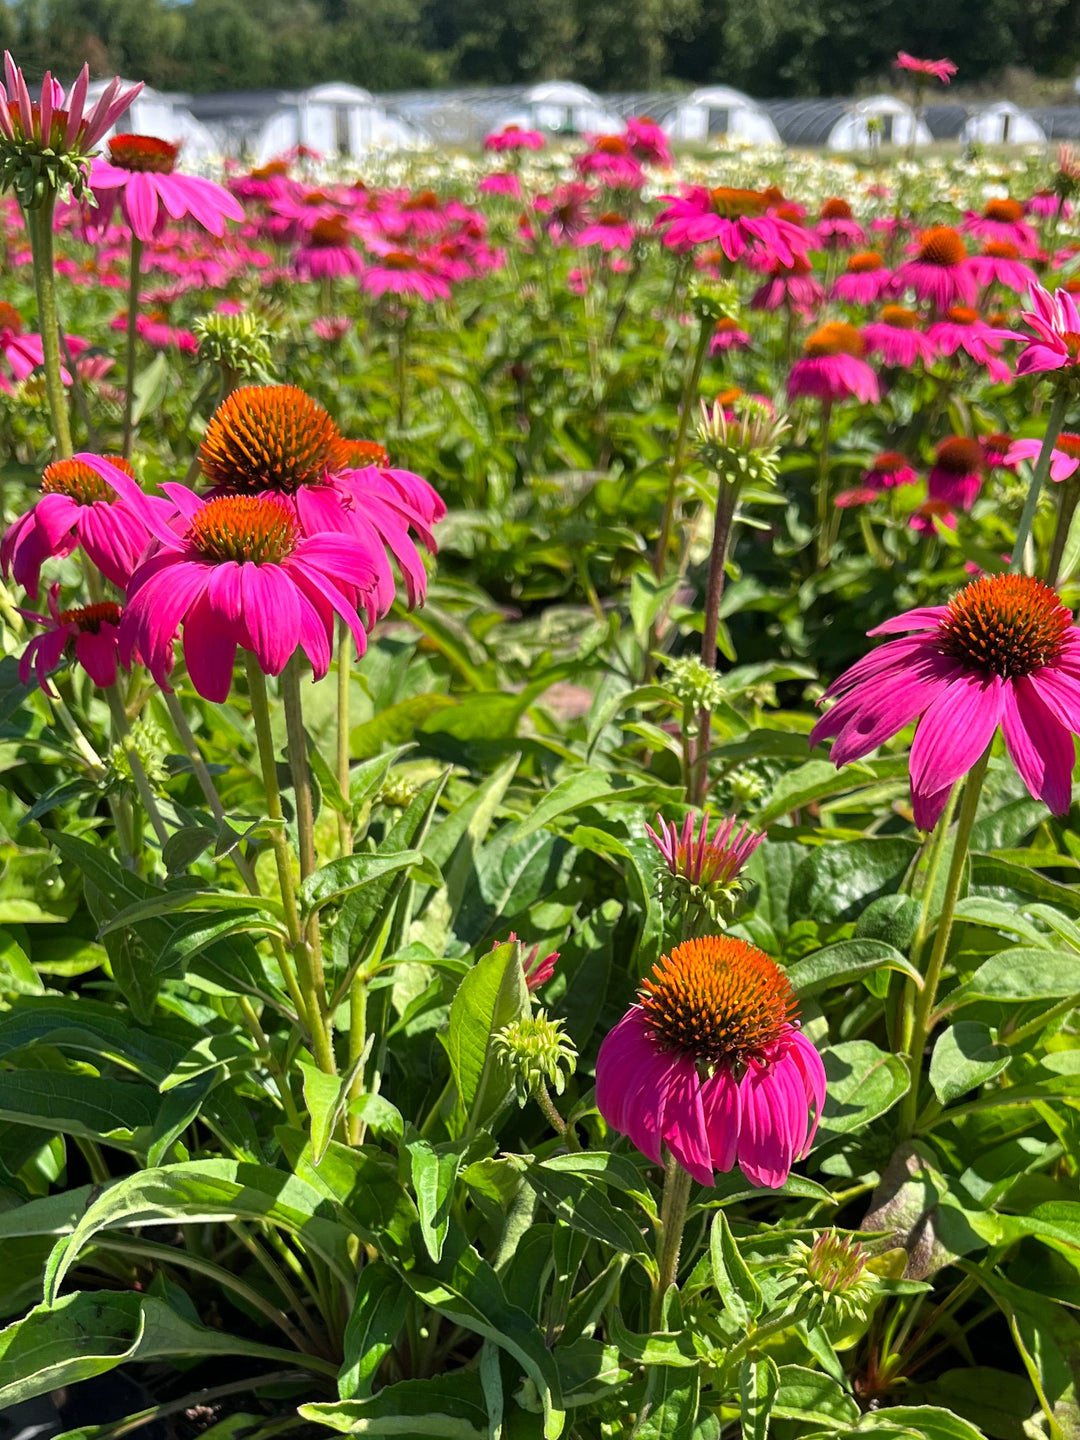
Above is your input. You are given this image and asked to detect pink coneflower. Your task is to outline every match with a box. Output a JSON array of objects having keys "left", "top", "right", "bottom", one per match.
[
  {"left": 478, "top": 173, "right": 523, "bottom": 199},
  {"left": 980, "top": 432, "right": 1015, "bottom": 472},
  {"left": 863, "top": 450, "right": 919, "bottom": 489},
  {"left": 655, "top": 185, "right": 808, "bottom": 266},
  {"left": 0, "top": 301, "right": 87, "bottom": 391},
  {"left": 927, "top": 305, "right": 1018, "bottom": 384},
  {"left": 750, "top": 256, "right": 824, "bottom": 317},
  {"left": 811, "top": 573, "right": 1080, "bottom": 829},
  {"left": 969, "top": 241, "right": 1038, "bottom": 295},
  {"left": 928, "top": 436, "right": 985, "bottom": 511},
  {"left": 787, "top": 322, "right": 880, "bottom": 405},
  {"left": 576, "top": 135, "right": 645, "bottom": 190},
  {"left": 483, "top": 124, "right": 545, "bottom": 152},
  {"left": 295, "top": 215, "right": 364, "bottom": 280},
  {"left": 834, "top": 486, "right": 881, "bottom": 508},
  {"left": 1006, "top": 431, "right": 1080, "bottom": 482},
  {"left": 894, "top": 52, "right": 957, "bottom": 82},
  {"left": 0, "top": 53, "right": 141, "bottom": 167},
  {"left": 815, "top": 197, "right": 865, "bottom": 250},
  {"left": 710, "top": 318, "right": 751, "bottom": 353},
  {"left": 962, "top": 199, "right": 1039, "bottom": 256},
  {"left": 537, "top": 183, "right": 593, "bottom": 245},
  {"left": 109, "top": 309, "right": 198, "bottom": 354},
  {"left": 1, "top": 454, "right": 153, "bottom": 598},
  {"left": 1026, "top": 190, "right": 1072, "bottom": 222},
  {"left": 892, "top": 227, "right": 976, "bottom": 311},
  {"left": 862, "top": 304, "right": 935, "bottom": 367},
  {"left": 491, "top": 932, "right": 561, "bottom": 992},
  {"left": 832, "top": 250, "right": 893, "bottom": 305},
  {"left": 1014, "top": 282, "right": 1080, "bottom": 376},
  {"left": 596, "top": 935, "right": 825, "bottom": 1189},
  {"left": 361, "top": 249, "right": 450, "bottom": 302},
  {"left": 106, "top": 478, "right": 379, "bottom": 702},
  {"left": 311, "top": 316, "right": 350, "bottom": 342},
  {"left": 576, "top": 210, "right": 636, "bottom": 251},
  {"left": 624, "top": 116, "right": 673, "bottom": 167},
  {"left": 90, "top": 134, "right": 242, "bottom": 241},
  {"left": 646, "top": 811, "right": 763, "bottom": 897},
  {"left": 17, "top": 584, "right": 123, "bottom": 697}
]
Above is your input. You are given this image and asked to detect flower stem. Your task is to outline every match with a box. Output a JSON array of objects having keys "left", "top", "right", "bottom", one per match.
[
  {"left": 650, "top": 1151, "right": 693, "bottom": 1330},
  {"left": 346, "top": 975, "right": 367, "bottom": 1144},
  {"left": 121, "top": 233, "right": 143, "bottom": 460},
  {"left": 1011, "top": 389, "right": 1069, "bottom": 575},
  {"left": 1046, "top": 472, "right": 1080, "bottom": 588},
  {"left": 898, "top": 744, "right": 991, "bottom": 1136},
  {"left": 105, "top": 684, "right": 170, "bottom": 850},
  {"left": 336, "top": 620, "right": 353, "bottom": 856},
  {"left": 245, "top": 656, "right": 335, "bottom": 1075},
  {"left": 24, "top": 198, "right": 73, "bottom": 459},
  {"left": 653, "top": 320, "right": 711, "bottom": 581},
  {"left": 693, "top": 478, "right": 740, "bottom": 804},
  {"left": 814, "top": 398, "right": 834, "bottom": 569}
]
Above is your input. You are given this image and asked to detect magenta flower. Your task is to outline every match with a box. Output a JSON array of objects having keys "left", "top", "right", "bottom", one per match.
[
  {"left": 1015, "top": 282, "right": 1080, "bottom": 376},
  {"left": 832, "top": 251, "right": 892, "bottom": 306},
  {"left": 89, "top": 134, "right": 243, "bottom": 242},
  {"left": 575, "top": 136, "right": 645, "bottom": 191},
  {"left": 624, "top": 116, "right": 673, "bottom": 168},
  {"left": 862, "top": 305, "right": 935, "bottom": 367},
  {"left": 655, "top": 185, "right": 808, "bottom": 267},
  {"left": 0, "top": 53, "right": 141, "bottom": 158},
  {"left": 709, "top": 318, "right": 751, "bottom": 353},
  {"left": 787, "top": 323, "right": 880, "bottom": 405},
  {"left": 107, "top": 477, "right": 379, "bottom": 702},
  {"left": 815, "top": 197, "right": 866, "bottom": 251},
  {"left": 294, "top": 215, "right": 364, "bottom": 280},
  {"left": 0, "top": 301, "right": 88, "bottom": 391},
  {"left": 862, "top": 451, "right": 918, "bottom": 490},
  {"left": 962, "top": 199, "right": 1039, "bottom": 257},
  {"left": 17, "top": 584, "right": 123, "bottom": 698},
  {"left": 969, "top": 242, "right": 1038, "bottom": 295},
  {"left": 928, "top": 436, "right": 985, "bottom": 511},
  {"left": 1, "top": 454, "right": 155, "bottom": 598},
  {"left": 750, "top": 257, "right": 824, "bottom": 318},
  {"left": 483, "top": 125, "right": 545, "bottom": 153},
  {"left": 810, "top": 573, "right": 1080, "bottom": 829},
  {"left": 576, "top": 211, "right": 636, "bottom": 251},
  {"left": 892, "top": 227, "right": 976, "bottom": 311},
  {"left": 926, "top": 306, "right": 1019, "bottom": 384},
  {"left": 1006, "top": 433, "right": 1080, "bottom": 482},
  {"left": 895, "top": 52, "right": 957, "bottom": 83},
  {"left": 596, "top": 936, "right": 826, "bottom": 1189},
  {"left": 478, "top": 173, "right": 523, "bottom": 199},
  {"left": 491, "top": 932, "right": 561, "bottom": 992},
  {"left": 361, "top": 248, "right": 450, "bottom": 302},
  {"left": 647, "top": 811, "right": 764, "bottom": 890}
]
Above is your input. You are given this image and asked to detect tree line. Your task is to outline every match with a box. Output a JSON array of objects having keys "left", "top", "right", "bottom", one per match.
[{"left": 3, "top": 0, "right": 1079, "bottom": 97}]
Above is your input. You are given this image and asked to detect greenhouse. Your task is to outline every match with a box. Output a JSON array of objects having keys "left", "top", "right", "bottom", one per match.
[{"left": 766, "top": 94, "right": 930, "bottom": 150}]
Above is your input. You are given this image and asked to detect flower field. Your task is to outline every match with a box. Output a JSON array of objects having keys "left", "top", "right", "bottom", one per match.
[{"left": 2, "top": 52, "right": 1080, "bottom": 1440}]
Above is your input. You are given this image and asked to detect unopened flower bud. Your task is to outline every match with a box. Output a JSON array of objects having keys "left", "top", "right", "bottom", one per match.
[
  {"left": 664, "top": 654, "right": 726, "bottom": 716},
  {"left": 646, "top": 810, "right": 764, "bottom": 925},
  {"left": 695, "top": 397, "right": 787, "bottom": 489},
  {"left": 778, "top": 1231, "right": 876, "bottom": 1328},
  {"left": 193, "top": 311, "right": 276, "bottom": 381},
  {"left": 494, "top": 1012, "right": 577, "bottom": 1106},
  {"left": 688, "top": 278, "right": 741, "bottom": 322}
]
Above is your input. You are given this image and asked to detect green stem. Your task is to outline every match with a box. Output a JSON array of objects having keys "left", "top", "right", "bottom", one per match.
[
  {"left": 693, "top": 477, "right": 740, "bottom": 805},
  {"left": 106, "top": 685, "right": 170, "bottom": 849},
  {"left": 25, "top": 198, "right": 73, "bottom": 458},
  {"left": 59, "top": 1372, "right": 316, "bottom": 1440},
  {"left": 537, "top": 1081, "right": 580, "bottom": 1150},
  {"left": 650, "top": 1152, "right": 693, "bottom": 1329},
  {"left": 244, "top": 656, "right": 335, "bottom": 1073},
  {"left": 652, "top": 320, "right": 711, "bottom": 581},
  {"left": 814, "top": 398, "right": 834, "bottom": 569},
  {"left": 280, "top": 656, "right": 333, "bottom": 1066},
  {"left": 1003, "top": 988, "right": 1080, "bottom": 1049},
  {"left": 1011, "top": 389, "right": 1069, "bottom": 574},
  {"left": 121, "top": 233, "right": 143, "bottom": 460},
  {"left": 898, "top": 744, "right": 991, "bottom": 1136},
  {"left": 346, "top": 975, "right": 367, "bottom": 1144},
  {"left": 1047, "top": 472, "right": 1080, "bottom": 588},
  {"left": 336, "top": 619, "right": 353, "bottom": 856}
]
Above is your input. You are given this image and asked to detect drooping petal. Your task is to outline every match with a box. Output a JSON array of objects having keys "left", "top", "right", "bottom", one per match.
[
  {"left": 596, "top": 1009, "right": 671, "bottom": 1166},
  {"left": 181, "top": 588, "right": 239, "bottom": 702},
  {"left": 1002, "top": 678, "right": 1076, "bottom": 816},
  {"left": 909, "top": 669, "right": 1004, "bottom": 807},
  {"left": 661, "top": 1061, "right": 713, "bottom": 1187},
  {"left": 241, "top": 563, "right": 300, "bottom": 676},
  {"left": 700, "top": 1065, "right": 741, "bottom": 1174}
]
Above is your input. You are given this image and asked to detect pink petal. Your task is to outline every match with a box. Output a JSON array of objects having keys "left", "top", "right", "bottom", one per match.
[
  {"left": 182, "top": 588, "right": 239, "bottom": 703},
  {"left": 1002, "top": 678, "right": 1076, "bottom": 816},
  {"left": 242, "top": 563, "right": 300, "bottom": 676},
  {"left": 661, "top": 1061, "right": 713, "bottom": 1187},
  {"left": 701, "top": 1066, "right": 741, "bottom": 1174},
  {"left": 909, "top": 670, "right": 1004, "bottom": 808}
]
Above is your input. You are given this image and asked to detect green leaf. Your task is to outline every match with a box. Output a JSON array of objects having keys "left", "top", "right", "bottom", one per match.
[
  {"left": 0, "top": 932, "right": 42, "bottom": 995},
  {"left": 350, "top": 695, "right": 457, "bottom": 760},
  {"left": 753, "top": 757, "right": 908, "bottom": 828},
  {"left": 339, "top": 1263, "right": 410, "bottom": 1400},
  {"left": 0, "top": 1070, "right": 159, "bottom": 1152},
  {"left": 929, "top": 1023, "right": 1010, "bottom": 1105},
  {"left": 739, "top": 1356, "right": 779, "bottom": 1440},
  {"left": 446, "top": 940, "right": 529, "bottom": 1134},
  {"left": 630, "top": 570, "right": 680, "bottom": 642},
  {"left": 302, "top": 1372, "right": 489, "bottom": 1436},
  {"left": 525, "top": 1159, "right": 650, "bottom": 1257},
  {"left": 710, "top": 1211, "right": 762, "bottom": 1325},
  {"left": 819, "top": 1041, "right": 909, "bottom": 1137},
  {"left": 786, "top": 940, "right": 922, "bottom": 999},
  {"left": 773, "top": 1366, "right": 859, "bottom": 1426},
  {"left": 512, "top": 770, "right": 680, "bottom": 845},
  {"left": 0, "top": 1291, "right": 324, "bottom": 1406},
  {"left": 406, "top": 1133, "right": 463, "bottom": 1263},
  {"left": 633, "top": 1360, "right": 700, "bottom": 1439},
  {"left": 789, "top": 839, "right": 919, "bottom": 924},
  {"left": 300, "top": 850, "right": 439, "bottom": 915},
  {"left": 859, "top": 1407, "right": 987, "bottom": 1440},
  {"left": 946, "top": 948, "right": 1080, "bottom": 1007},
  {"left": 402, "top": 1245, "right": 564, "bottom": 1439},
  {"left": 43, "top": 1160, "right": 356, "bottom": 1302}
]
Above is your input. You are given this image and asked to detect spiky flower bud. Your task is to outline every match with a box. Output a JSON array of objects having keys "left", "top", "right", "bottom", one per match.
[
  {"left": 695, "top": 397, "right": 788, "bottom": 490},
  {"left": 494, "top": 1011, "right": 577, "bottom": 1106},
  {"left": 1056, "top": 144, "right": 1080, "bottom": 201},
  {"left": 193, "top": 311, "right": 276, "bottom": 382},
  {"left": 777, "top": 1231, "right": 877, "bottom": 1329},
  {"left": 664, "top": 654, "right": 726, "bottom": 716},
  {"left": 108, "top": 714, "right": 169, "bottom": 791},
  {"left": 687, "top": 278, "right": 741, "bottom": 323},
  {"left": 646, "top": 811, "right": 764, "bottom": 926}
]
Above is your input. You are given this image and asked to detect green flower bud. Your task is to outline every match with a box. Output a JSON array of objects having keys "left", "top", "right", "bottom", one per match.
[{"left": 493, "top": 1011, "right": 577, "bottom": 1106}]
